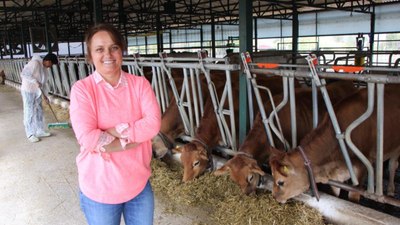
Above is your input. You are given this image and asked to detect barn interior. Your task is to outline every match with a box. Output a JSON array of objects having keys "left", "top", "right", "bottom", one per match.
[{"left": 1, "top": 0, "right": 400, "bottom": 224}]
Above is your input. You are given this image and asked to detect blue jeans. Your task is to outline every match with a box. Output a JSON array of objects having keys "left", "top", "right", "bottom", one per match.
[{"left": 80, "top": 181, "right": 154, "bottom": 225}]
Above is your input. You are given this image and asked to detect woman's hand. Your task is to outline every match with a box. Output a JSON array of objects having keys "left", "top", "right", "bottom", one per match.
[
  {"left": 106, "top": 127, "right": 123, "bottom": 139},
  {"left": 103, "top": 138, "right": 140, "bottom": 152}
]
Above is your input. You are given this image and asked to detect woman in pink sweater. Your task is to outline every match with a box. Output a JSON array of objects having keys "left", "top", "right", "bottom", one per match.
[{"left": 69, "top": 23, "right": 161, "bottom": 225}]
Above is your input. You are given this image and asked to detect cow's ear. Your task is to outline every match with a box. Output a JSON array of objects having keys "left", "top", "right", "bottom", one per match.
[
  {"left": 268, "top": 146, "right": 285, "bottom": 160},
  {"left": 269, "top": 157, "right": 290, "bottom": 177},
  {"left": 199, "top": 150, "right": 209, "bottom": 160},
  {"left": 250, "top": 165, "right": 266, "bottom": 176},
  {"left": 214, "top": 164, "right": 230, "bottom": 176},
  {"left": 172, "top": 145, "right": 183, "bottom": 154}
]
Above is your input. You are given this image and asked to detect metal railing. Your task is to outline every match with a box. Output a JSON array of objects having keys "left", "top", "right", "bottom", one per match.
[
  {"left": 2, "top": 52, "right": 400, "bottom": 206},
  {"left": 241, "top": 52, "right": 400, "bottom": 206}
]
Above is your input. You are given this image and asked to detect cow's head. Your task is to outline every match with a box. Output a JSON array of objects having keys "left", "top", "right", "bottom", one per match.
[
  {"left": 269, "top": 147, "right": 309, "bottom": 203},
  {"left": 214, "top": 154, "right": 265, "bottom": 195},
  {"left": 179, "top": 141, "right": 210, "bottom": 182}
]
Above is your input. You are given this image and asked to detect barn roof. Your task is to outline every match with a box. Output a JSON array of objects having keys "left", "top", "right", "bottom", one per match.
[{"left": 0, "top": 0, "right": 398, "bottom": 52}]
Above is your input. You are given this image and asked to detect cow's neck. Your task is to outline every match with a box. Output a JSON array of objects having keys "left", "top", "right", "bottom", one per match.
[
  {"left": 195, "top": 114, "right": 220, "bottom": 146},
  {"left": 239, "top": 119, "right": 269, "bottom": 163},
  {"left": 297, "top": 121, "right": 341, "bottom": 184}
]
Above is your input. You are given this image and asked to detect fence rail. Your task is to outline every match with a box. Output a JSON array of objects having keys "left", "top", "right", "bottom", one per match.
[{"left": 1, "top": 51, "right": 400, "bottom": 207}]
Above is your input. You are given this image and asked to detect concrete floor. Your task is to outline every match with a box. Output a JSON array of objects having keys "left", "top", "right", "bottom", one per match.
[{"left": 0, "top": 84, "right": 201, "bottom": 225}]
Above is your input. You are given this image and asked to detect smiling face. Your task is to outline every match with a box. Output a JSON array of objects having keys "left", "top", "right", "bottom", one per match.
[{"left": 88, "top": 30, "right": 123, "bottom": 84}]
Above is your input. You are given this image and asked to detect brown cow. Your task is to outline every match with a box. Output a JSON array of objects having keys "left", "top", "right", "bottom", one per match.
[
  {"left": 150, "top": 52, "right": 202, "bottom": 159},
  {"left": 177, "top": 75, "right": 287, "bottom": 182},
  {"left": 152, "top": 69, "right": 231, "bottom": 160},
  {"left": 214, "top": 80, "right": 358, "bottom": 194},
  {"left": 151, "top": 68, "right": 185, "bottom": 159},
  {"left": 153, "top": 52, "right": 306, "bottom": 161},
  {"left": 269, "top": 84, "right": 400, "bottom": 203}
]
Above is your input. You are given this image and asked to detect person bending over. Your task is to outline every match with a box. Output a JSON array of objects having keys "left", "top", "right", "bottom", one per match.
[{"left": 20, "top": 53, "right": 58, "bottom": 143}]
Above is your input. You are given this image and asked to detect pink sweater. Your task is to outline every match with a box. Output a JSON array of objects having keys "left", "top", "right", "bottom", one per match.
[{"left": 69, "top": 71, "right": 161, "bottom": 204}]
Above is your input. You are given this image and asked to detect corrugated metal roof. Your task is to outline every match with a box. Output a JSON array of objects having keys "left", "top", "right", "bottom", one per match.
[{"left": 0, "top": 0, "right": 398, "bottom": 52}]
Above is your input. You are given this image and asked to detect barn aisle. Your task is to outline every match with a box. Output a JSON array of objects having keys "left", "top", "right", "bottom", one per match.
[
  {"left": 0, "top": 84, "right": 202, "bottom": 225},
  {"left": 0, "top": 84, "right": 86, "bottom": 225}
]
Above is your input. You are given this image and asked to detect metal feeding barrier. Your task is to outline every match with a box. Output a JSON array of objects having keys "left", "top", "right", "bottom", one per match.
[
  {"left": 125, "top": 51, "right": 242, "bottom": 154},
  {"left": 123, "top": 53, "right": 172, "bottom": 113},
  {"left": 197, "top": 51, "right": 241, "bottom": 154},
  {"left": 243, "top": 52, "right": 400, "bottom": 207},
  {"left": 241, "top": 52, "right": 294, "bottom": 150},
  {"left": 241, "top": 52, "right": 324, "bottom": 150},
  {"left": 2, "top": 52, "right": 400, "bottom": 206},
  {"left": 0, "top": 52, "right": 242, "bottom": 154}
]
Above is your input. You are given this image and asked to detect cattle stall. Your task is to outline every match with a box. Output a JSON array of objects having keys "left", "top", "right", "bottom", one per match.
[
  {"left": 242, "top": 52, "right": 400, "bottom": 208},
  {"left": 1, "top": 50, "right": 400, "bottom": 217},
  {"left": 0, "top": 53, "right": 246, "bottom": 155},
  {"left": 125, "top": 51, "right": 242, "bottom": 154}
]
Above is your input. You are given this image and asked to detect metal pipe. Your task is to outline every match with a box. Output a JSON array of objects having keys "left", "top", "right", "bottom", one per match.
[
  {"left": 160, "top": 54, "right": 191, "bottom": 135},
  {"left": 327, "top": 180, "right": 400, "bottom": 207},
  {"left": 306, "top": 56, "right": 359, "bottom": 186},
  {"left": 240, "top": 52, "right": 276, "bottom": 147},
  {"left": 226, "top": 70, "right": 237, "bottom": 150},
  {"left": 311, "top": 80, "right": 318, "bottom": 128},
  {"left": 250, "top": 67, "right": 400, "bottom": 84},
  {"left": 376, "top": 83, "right": 385, "bottom": 195},
  {"left": 344, "top": 82, "right": 376, "bottom": 193},
  {"left": 151, "top": 66, "right": 162, "bottom": 110},
  {"left": 246, "top": 77, "right": 254, "bottom": 127},
  {"left": 182, "top": 68, "right": 195, "bottom": 136},
  {"left": 198, "top": 51, "right": 233, "bottom": 149},
  {"left": 268, "top": 76, "right": 291, "bottom": 150},
  {"left": 289, "top": 77, "right": 297, "bottom": 148},
  {"left": 189, "top": 68, "right": 201, "bottom": 128}
]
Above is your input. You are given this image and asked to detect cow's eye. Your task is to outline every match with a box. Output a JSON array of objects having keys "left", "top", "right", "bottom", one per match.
[
  {"left": 193, "top": 160, "right": 200, "bottom": 167},
  {"left": 277, "top": 180, "right": 284, "bottom": 187},
  {"left": 247, "top": 174, "right": 254, "bottom": 183}
]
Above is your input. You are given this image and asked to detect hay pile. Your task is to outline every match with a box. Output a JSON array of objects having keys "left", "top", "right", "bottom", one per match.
[{"left": 151, "top": 159, "right": 325, "bottom": 225}]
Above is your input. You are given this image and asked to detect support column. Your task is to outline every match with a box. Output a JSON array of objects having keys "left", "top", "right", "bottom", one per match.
[
  {"left": 238, "top": 0, "right": 252, "bottom": 144},
  {"left": 157, "top": 14, "right": 163, "bottom": 53},
  {"left": 93, "top": 0, "right": 103, "bottom": 24},
  {"left": 369, "top": 7, "right": 376, "bottom": 66},
  {"left": 292, "top": 2, "right": 299, "bottom": 63},
  {"left": 211, "top": 16, "right": 216, "bottom": 58},
  {"left": 45, "top": 12, "right": 51, "bottom": 53}
]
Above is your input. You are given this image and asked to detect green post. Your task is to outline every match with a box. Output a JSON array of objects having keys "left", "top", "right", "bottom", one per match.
[
  {"left": 93, "top": 0, "right": 103, "bottom": 24},
  {"left": 238, "top": 0, "right": 252, "bottom": 144}
]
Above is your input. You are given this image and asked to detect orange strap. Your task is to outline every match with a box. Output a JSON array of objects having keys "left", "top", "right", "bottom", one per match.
[
  {"left": 332, "top": 65, "right": 364, "bottom": 73},
  {"left": 257, "top": 63, "right": 280, "bottom": 69}
]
